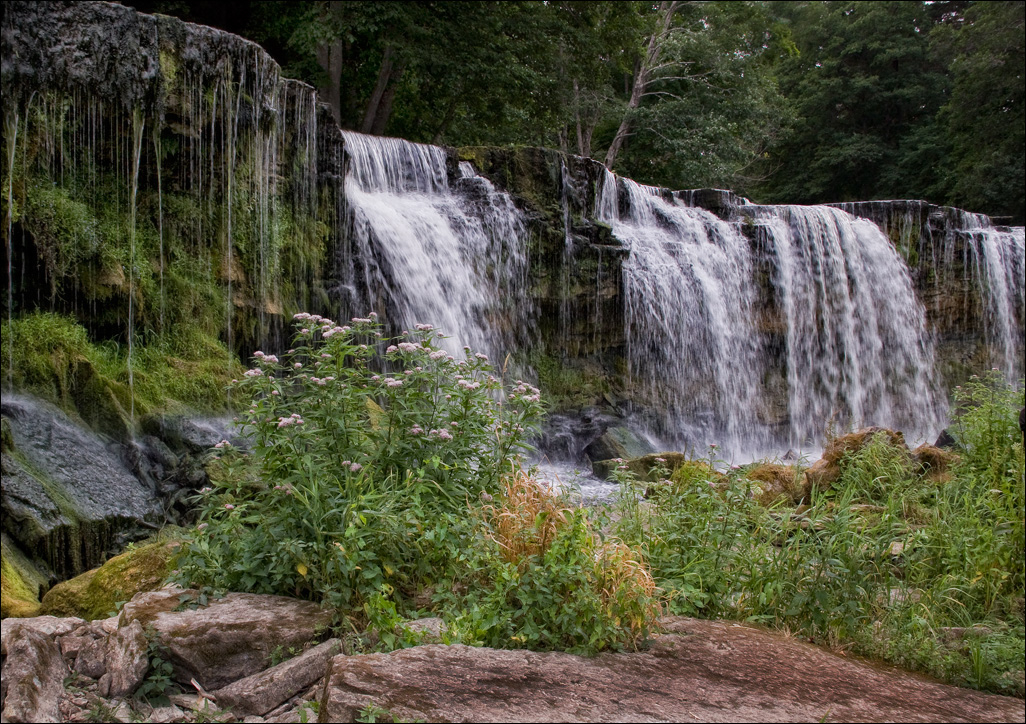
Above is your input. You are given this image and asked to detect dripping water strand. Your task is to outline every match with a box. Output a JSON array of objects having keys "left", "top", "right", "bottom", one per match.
[
  {"left": 4, "top": 109, "right": 18, "bottom": 389},
  {"left": 128, "top": 108, "right": 145, "bottom": 424}
]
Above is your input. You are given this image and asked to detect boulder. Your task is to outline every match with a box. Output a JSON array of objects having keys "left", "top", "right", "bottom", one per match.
[
  {"left": 803, "top": 427, "right": 907, "bottom": 498},
  {"left": 1, "top": 395, "right": 162, "bottom": 580},
  {"left": 40, "top": 538, "right": 181, "bottom": 620},
  {"left": 120, "top": 589, "right": 333, "bottom": 690},
  {"left": 318, "top": 618, "right": 1025, "bottom": 723},
  {"left": 1, "top": 626, "right": 69, "bottom": 723},
  {"left": 402, "top": 617, "right": 447, "bottom": 644},
  {"left": 213, "top": 638, "right": 340, "bottom": 716},
  {"left": 743, "top": 463, "right": 803, "bottom": 506},
  {"left": 105, "top": 619, "right": 149, "bottom": 698},
  {"left": 74, "top": 635, "right": 109, "bottom": 678},
  {"left": 1, "top": 534, "right": 48, "bottom": 619},
  {"left": 1, "top": 615, "right": 85, "bottom": 655},
  {"left": 593, "top": 452, "right": 692, "bottom": 482},
  {"left": 912, "top": 443, "right": 959, "bottom": 482}
]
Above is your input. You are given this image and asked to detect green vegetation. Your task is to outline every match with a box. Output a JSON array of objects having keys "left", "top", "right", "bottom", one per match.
[
  {"left": 130, "top": 0, "right": 1023, "bottom": 222},
  {"left": 39, "top": 533, "right": 182, "bottom": 620},
  {"left": 176, "top": 315, "right": 659, "bottom": 653},
  {"left": 611, "top": 371, "right": 1025, "bottom": 695},
  {"left": 0, "top": 312, "right": 241, "bottom": 420}
]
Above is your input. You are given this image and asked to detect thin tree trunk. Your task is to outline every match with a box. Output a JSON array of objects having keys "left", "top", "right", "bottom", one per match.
[
  {"left": 604, "top": 0, "right": 678, "bottom": 170},
  {"left": 369, "top": 59, "right": 404, "bottom": 136},
  {"left": 361, "top": 45, "right": 395, "bottom": 134},
  {"left": 315, "top": 39, "right": 344, "bottom": 126}
]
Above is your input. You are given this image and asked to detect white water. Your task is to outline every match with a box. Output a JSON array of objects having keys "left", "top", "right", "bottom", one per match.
[
  {"left": 752, "top": 205, "right": 943, "bottom": 447},
  {"left": 340, "top": 131, "right": 529, "bottom": 359},
  {"left": 955, "top": 213, "right": 1026, "bottom": 381},
  {"left": 597, "top": 171, "right": 765, "bottom": 453},
  {"left": 598, "top": 170, "right": 946, "bottom": 456}
]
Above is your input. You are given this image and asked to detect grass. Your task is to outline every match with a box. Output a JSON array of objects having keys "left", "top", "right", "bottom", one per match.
[{"left": 611, "top": 372, "right": 1025, "bottom": 696}]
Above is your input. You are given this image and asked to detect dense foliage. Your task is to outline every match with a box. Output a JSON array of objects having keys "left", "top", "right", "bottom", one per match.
[
  {"left": 613, "top": 371, "right": 1025, "bottom": 694},
  {"left": 176, "top": 315, "right": 660, "bottom": 653},
  {"left": 129, "top": 0, "right": 1025, "bottom": 222}
]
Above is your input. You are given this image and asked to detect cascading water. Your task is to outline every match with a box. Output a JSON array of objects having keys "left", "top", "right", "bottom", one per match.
[
  {"left": 954, "top": 213, "right": 1026, "bottom": 381},
  {"left": 751, "top": 205, "right": 943, "bottom": 447},
  {"left": 597, "top": 171, "right": 765, "bottom": 454},
  {"left": 340, "top": 131, "right": 530, "bottom": 359}
]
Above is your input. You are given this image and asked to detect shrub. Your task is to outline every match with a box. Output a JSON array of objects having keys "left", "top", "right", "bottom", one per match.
[
  {"left": 176, "top": 314, "right": 544, "bottom": 611},
  {"left": 445, "top": 473, "right": 661, "bottom": 654}
]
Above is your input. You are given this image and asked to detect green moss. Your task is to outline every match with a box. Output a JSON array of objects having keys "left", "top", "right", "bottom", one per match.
[
  {"left": 1, "top": 312, "right": 242, "bottom": 424},
  {"left": 1, "top": 536, "right": 47, "bottom": 619},
  {"left": 529, "top": 352, "right": 609, "bottom": 410},
  {"left": 39, "top": 535, "right": 182, "bottom": 620}
]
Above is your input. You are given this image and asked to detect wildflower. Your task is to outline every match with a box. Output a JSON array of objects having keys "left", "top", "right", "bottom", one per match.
[
  {"left": 288, "top": 349, "right": 295, "bottom": 354},
  {"left": 416, "top": 323, "right": 433, "bottom": 331},
  {"left": 371, "top": 375, "right": 381, "bottom": 382},
  {"left": 294, "top": 362, "right": 302, "bottom": 369},
  {"left": 197, "top": 523, "right": 208, "bottom": 531},
  {"left": 369, "top": 312, "right": 378, "bottom": 318},
  {"left": 352, "top": 317, "right": 372, "bottom": 324},
  {"left": 254, "top": 351, "right": 265, "bottom": 358},
  {"left": 293, "top": 313, "right": 311, "bottom": 320},
  {"left": 350, "top": 462, "right": 362, "bottom": 473},
  {"left": 410, "top": 426, "right": 424, "bottom": 435},
  {"left": 430, "top": 350, "right": 447, "bottom": 360},
  {"left": 655, "top": 457, "right": 666, "bottom": 464},
  {"left": 224, "top": 504, "right": 235, "bottom": 510},
  {"left": 475, "top": 352, "right": 488, "bottom": 361},
  {"left": 386, "top": 345, "right": 399, "bottom": 354},
  {"left": 385, "top": 378, "right": 404, "bottom": 388},
  {"left": 214, "top": 440, "right": 232, "bottom": 449},
  {"left": 431, "top": 429, "right": 453, "bottom": 441},
  {"left": 200, "top": 487, "right": 213, "bottom": 494},
  {"left": 231, "top": 379, "right": 238, "bottom": 384},
  {"left": 271, "top": 390, "right": 280, "bottom": 395},
  {"left": 244, "top": 368, "right": 262, "bottom": 377},
  {"left": 398, "top": 342, "right": 421, "bottom": 353},
  {"left": 300, "top": 328, "right": 310, "bottom": 334}
]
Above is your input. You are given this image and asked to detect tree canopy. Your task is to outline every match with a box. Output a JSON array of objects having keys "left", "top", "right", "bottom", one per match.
[{"left": 128, "top": 0, "right": 1026, "bottom": 222}]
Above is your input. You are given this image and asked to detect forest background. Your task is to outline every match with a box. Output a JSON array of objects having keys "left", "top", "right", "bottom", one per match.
[{"left": 126, "top": 0, "right": 1024, "bottom": 223}]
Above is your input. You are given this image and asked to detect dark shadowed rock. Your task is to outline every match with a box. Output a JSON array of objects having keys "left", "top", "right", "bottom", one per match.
[
  {"left": 1, "top": 626, "right": 69, "bottom": 723},
  {"left": 319, "top": 618, "right": 1024, "bottom": 723},
  {"left": 213, "top": 638, "right": 340, "bottom": 716},
  {"left": 119, "top": 589, "right": 333, "bottom": 690}
]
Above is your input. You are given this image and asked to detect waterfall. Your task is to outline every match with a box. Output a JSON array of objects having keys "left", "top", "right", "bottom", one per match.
[
  {"left": 752, "top": 205, "right": 942, "bottom": 446},
  {"left": 954, "top": 213, "right": 1026, "bottom": 381},
  {"left": 340, "top": 131, "right": 530, "bottom": 359},
  {"left": 599, "top": 170, "right": 946, "bottom": 455},
  {"left": 597, "top": 171, "right": 765, "bottom": 453}
]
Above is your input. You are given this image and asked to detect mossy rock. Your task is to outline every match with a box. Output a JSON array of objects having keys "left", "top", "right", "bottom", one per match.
[
  {"left": 803, "top": 427, "right": 908, "bottom": 499},
  {"left": 1, "top": 535, "right": 48, "bottom": 619},
  {"left": 594, "top": 452, "right": 697, "bottom": 483},
  {"left": 39, "top": 537, "right": 181, "bottom": 620},
  {"left": 741, "top": 463, "right": 804, "bottom": 507}
]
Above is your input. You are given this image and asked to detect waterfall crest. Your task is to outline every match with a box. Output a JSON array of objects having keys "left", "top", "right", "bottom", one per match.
[{"left": 340, "top": 132, "right": 530, "bottom": 359}]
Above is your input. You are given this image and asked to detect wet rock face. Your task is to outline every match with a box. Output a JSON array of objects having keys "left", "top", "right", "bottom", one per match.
[{"left": 0, "top": 395, "right": 162, "bottom": 579}]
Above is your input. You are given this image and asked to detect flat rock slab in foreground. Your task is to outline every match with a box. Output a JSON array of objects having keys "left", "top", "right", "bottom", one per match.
[{"left": 321, "top": 618, "right": 1024, "bottom": 723}]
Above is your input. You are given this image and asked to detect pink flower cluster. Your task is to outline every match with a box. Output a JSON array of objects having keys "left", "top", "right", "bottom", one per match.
[
  {"left": 244, "top": 368, "right": 263, "bottom": 377},
  {"left": 457, "top": 379, "right": 482, "bottom": 391},
  {"left": 385, "top": 378, "right": 404, "bottom": 388},
  {"left": 214, "top": 440, "right": 232, "bottom": 449},
  {"left": 415, "top": 323, "right": 434, "bottom": 331},
  {"left": 277, "top": 413, "right": 305, "bottom": 428},
  {"left": 509, "top": 380, "right": 541, "bottom": 403},
  {"left": 429, "top": 350, "right": 448, "bottom": 360},
  {"left": 341, "top": 460, "right": 363, "bottom": 473},
  {"left": 428, "top": 428, "right": 453, "bottom": 441},
  {"left": 254, "top": 351, "right": 279, "bottom": 364},
  {"left": 309, "top": 376, "right": 336, "bottom": 386}
]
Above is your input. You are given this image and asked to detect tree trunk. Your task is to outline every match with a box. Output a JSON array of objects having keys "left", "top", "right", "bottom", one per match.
[
  {"left": 369, "top": 58, "right": 404, "bottom": 136},
  {"left": 315, "top": 39, "right": 344, "bottom": 127},
  {"left": 603, "top": 0, "right": 678, "bottom": 170},
  {"left": 361, "top": 45, "right": 395, "bottom": 134}
]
